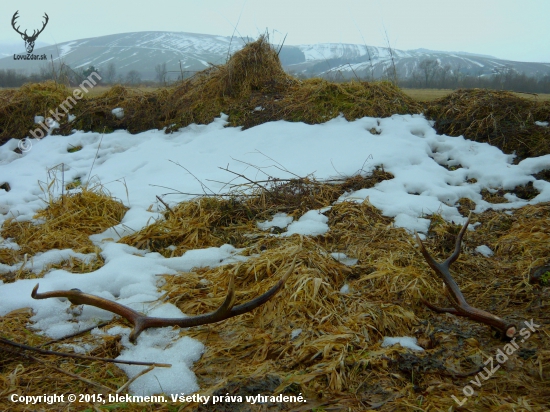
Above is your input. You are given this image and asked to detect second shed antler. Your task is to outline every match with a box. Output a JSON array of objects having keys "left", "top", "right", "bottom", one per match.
[
  {"left": 416, "top": 217, "right": 516, "bottom": 339},
  {"left": 32, "top": 255, "right": 298, "bottom": 343}
]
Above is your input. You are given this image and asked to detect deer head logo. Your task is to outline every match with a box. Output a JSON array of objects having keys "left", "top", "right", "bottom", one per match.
[{"left": 11, "top": 11, "right": 49, "bottom": 54}]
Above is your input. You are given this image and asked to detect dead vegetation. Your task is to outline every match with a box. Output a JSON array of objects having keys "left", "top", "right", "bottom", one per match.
[
  {"left": 425, "top": 88, "right": 550, "bottom": 162},
  {"left": 0, "top": 185, "right": 126, "bottom": 282},
  {"left": 1, "top": 168, "right": 548, "bottom": 411},
  {"left": 0, "top": 36, "right": 549, "bottom": 412},
  {"left": 2, "top": 36, "right": 549, "bottom": 168}
]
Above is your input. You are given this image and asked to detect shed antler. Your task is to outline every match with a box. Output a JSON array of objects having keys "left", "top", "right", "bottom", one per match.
[
  {"left": 415, "top": 217, "right": 516, "bottom": 339},
  {"left": 32, "top": 255, "right": 297, "bottom": 343}
]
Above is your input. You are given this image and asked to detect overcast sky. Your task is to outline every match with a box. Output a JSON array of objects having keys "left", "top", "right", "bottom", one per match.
[{"left": 1, "top": 0, "right": 548, "bottom": 62}]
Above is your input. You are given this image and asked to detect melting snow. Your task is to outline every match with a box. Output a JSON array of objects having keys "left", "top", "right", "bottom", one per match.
[
  {"left": 381, "top": 336, "right": 424, "bottom": 351},
  {"left": 1, "top": 113, "right": 549, "bottom": 394}
]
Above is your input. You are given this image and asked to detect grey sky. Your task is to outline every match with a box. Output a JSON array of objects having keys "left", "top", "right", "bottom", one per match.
[{"left": 1, "top": 0, "right": 548, "bottom": 62}]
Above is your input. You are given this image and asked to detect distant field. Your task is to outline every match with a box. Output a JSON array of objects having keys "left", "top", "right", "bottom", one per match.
[
  {"left": 78, "top": 86, "right": 550, "bottom": 102},
  {"left": 3, "top": 84, "right": 550, "bottom": 102},
  {"left": 77, "top": 85, "right": 161, "bottom": 97},
  {"left": 402, "top": 87, "right": 550, "bottom": 102},
  {"left": 400, "top": 88, "right": 454, "bottom": 101}
]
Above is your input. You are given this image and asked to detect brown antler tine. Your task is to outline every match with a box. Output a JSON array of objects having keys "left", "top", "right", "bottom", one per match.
[
  {"left": 445, "top": 214, "right": 471, "bottom": 267},
  {"left": 167, "top": 254, "right": 298, "bottom": 329},
  {"left": 421, "top": 297, "right": 459, "bottom": 314},
  {"left": 228, "top": 253, "right": 297, "bottom": 316},
  {"left": 31, "top": 253, "right": 298, "bottom": 344},
  {"left": 415, "top": 219, "right": 470, "bottom": 308},
  {"left": 416, "top": 217, "right": 516, "bottom": 339},
  {"left": 415, "top": 232, "right": 465, "bottom": 307}
]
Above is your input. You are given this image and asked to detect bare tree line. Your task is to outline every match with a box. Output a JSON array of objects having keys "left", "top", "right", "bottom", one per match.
[
  {"left": 2, "top": 58, "right": 550, "bottom": 94},
  {"left": 0, "top": 61, "right": 141, "bottom": 87},
  {"left": 0, "top": 60, "right": 195, "bottom": 88},
  {"left": 398, "top": 59, "right": 550, "bottom": 93}
]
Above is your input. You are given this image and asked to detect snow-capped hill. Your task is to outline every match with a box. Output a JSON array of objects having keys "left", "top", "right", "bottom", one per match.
[
  {"left": 0, "top": 31, "right": 244, "bottom": 81},
  {"left": 0, "top": 31, "right": 548, "bottom": 82},
  {"left": 285, "top": 43, "right": 550, "bottom": 80}
]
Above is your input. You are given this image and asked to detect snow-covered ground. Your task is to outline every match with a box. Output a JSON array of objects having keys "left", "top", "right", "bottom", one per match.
[{"left": 0, "top": 113, "right": 549, "bottom": 395}]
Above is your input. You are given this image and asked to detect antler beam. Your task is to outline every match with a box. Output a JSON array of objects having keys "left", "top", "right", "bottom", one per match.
[
  {"left": 416, "top": 217, "right": 516, "bottom": 339},
  {"left": 32, "top": 255, "right": 297, "bottom": 343}
]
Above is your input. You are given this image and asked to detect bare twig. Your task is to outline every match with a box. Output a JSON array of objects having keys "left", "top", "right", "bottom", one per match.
[
  {"left": 22, "top": 351, "right": 112, "bottom": 392},
  {"left": 251, "top": 150, "right": 303, "bottom": 179},
  {"left": 116, "top": 365, "right": 155, "bottom": 394},
  {"left": 156, "top": 195, "right": 175, "bottom": 217},
  {"left": 0, "top": 336, "right": 171, "bottom": 367},
  {"left": 86, "top": 128, "right": 106, "bottom": 186},
  {"left": 169, "top": 160, "right": 215, "bottom": 195},
  {"left": 39, "top": 321, "right": 111, "bottom": 347},
  {"left": 276, "top": 33, "right": 288, "bottom": 55},
  {"left": 218, "top": 166, "right": 272, "bottom": 193}
]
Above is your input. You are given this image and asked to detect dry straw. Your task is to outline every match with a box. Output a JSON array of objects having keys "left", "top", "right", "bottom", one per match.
[
  {"left": 426, "top": 88, "right": 550, "bottom": 162},
  {"left": 1, "top": 169, "right": 548, "bottom": 410},
  {"left": 0, "top": 35, "right": 549, "bottom": 412},
  {"left": 0, "top": 184, "right": 126, "bottom": 281}
]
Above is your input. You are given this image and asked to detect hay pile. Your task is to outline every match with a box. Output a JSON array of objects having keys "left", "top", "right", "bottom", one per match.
[
  {"left": 118, "top": 169, "right": 394, "bottom": 256},
  {"left": 66, "top": 85, "right": 170, "bottom": 134},
  {"left": 0, "top": 36, "right": 423, "bottom": 140},
  {"left": 1, "top": 170, "right": 548, "bottom": 411},
  {"left": 276, "top": 78, "right": 422, "bottom": 125},
  {"left": 426, "top": 88, "right": 550, "bottom": 162},
  {"left": 2, "top": 39, "right": 550, "bottom": 169},
  {"left": 0, "top": 81, "right": 71, "bottom": 143}
]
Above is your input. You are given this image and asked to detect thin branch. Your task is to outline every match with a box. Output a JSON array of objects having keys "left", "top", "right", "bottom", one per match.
[
  {"left": 276, "top": 33, "right": 288, "bottom": 55},
  {"left": 156, "top": 195, "right": 175, "bottom": 217},
  {"left": 0, "top": 336, "right": 171, "bottom": 367},
  {"left": 348, "top": 63, "right": 361, "bottom": 82},
  {"left": 168, "top": 160, "right": 215, "bottom": 195},
  {"left": 116, "top": 365, "right": 155, "bottom": 394},
  {"left": 251, "top": 149, "right": 303, "bottom": 179},
  {"left": 148, "top": 186, "right": 259, "bottom": 198},
  {"left": 39, "top": 321, "right": 111, "bottom": 347},
  {"left": 86, "top": 127, "right": 106, "bottom": 185},
  {"left": 218, "top": 166, "right": 272, "bottom": 194},
  {"left": 22, "top": 351, "right": 112, "bottom": 392},
  {"left": 230, "top": 157, "right": 274, "bottom": 180}
]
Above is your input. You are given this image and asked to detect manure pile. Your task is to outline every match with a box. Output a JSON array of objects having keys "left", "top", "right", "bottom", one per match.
[{"left": 2, "top": 36, "right": 549, "bottom": 165}]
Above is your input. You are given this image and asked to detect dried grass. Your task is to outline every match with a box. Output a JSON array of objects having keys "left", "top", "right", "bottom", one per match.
[
  {"left": 2, "top": 171, "right": 547, "bottom": 411},
  {"left": 0, "top": 81, "right": 71, "bottom": 142},
  {"left": 0, "top": 36, "right": 549, "bottom": 412},
  {"left": 0, "top": 185, "right": 126, "bottom": 282},
  {"left": 426, "top": 88, "right": 550, "bottom": 162}
]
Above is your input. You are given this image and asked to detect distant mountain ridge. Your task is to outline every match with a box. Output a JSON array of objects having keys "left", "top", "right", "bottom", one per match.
[{"left": 0, "top": 31, "right": 549, "bottom": 82}]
